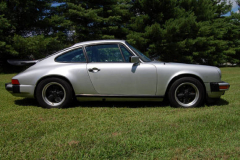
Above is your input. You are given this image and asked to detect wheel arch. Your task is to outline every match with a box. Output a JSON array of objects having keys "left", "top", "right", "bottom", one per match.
[
  {"left": 165, "top": 74, "right": 206, "bottom": 97},
  {"left": 34, "top": 75, "right": 75, "bottom": 98}
]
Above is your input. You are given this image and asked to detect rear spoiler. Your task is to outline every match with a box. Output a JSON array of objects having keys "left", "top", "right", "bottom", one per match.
[{"left": 7, "top": 60, "right": 39, "bottom": 66}]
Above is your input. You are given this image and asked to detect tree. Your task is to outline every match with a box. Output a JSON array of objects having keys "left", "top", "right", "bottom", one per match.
[
  {"left": 127, "top": 0, "right": 235, "bottom": 65},
  {"left": 0, "top": 0, "right": 239, "bottom": 73},
  {"left": 0, "top": 1, "right": 18, "bottom": 72},
  {"left": 226, "top": 0, "right": 240, "bottom": 65},
  {"left": 0, "top": 0, "right": 68, "bottom": 72},
  {"left": 64, "top": 0, "right": 132, "bottom": 42}
]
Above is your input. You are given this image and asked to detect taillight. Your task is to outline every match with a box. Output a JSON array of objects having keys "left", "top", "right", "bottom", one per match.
[{"left": 12, "top": 79, "right": 20, "bottom": 85}]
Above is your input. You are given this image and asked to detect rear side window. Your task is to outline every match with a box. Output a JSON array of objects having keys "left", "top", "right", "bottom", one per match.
[{"left": 55, "top": 48, "right": 86, "bottom": 62}]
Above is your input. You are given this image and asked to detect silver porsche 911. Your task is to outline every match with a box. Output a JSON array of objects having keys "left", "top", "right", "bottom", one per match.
[{"left": 5, "top": 40, "right": 230, "bottom": 108}]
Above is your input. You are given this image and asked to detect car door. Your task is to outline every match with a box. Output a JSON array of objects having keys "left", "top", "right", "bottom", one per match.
[{"left": 85, "top": 43, "right": 157, "bottom": 95}]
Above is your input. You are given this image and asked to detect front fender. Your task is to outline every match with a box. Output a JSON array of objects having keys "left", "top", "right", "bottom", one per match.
[{"left": 152, "top": 63, "right": 221, "bottom": 96}]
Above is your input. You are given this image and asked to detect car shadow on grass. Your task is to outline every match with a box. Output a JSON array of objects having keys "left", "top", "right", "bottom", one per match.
[
  {"left": 14, "top": 98, "right": 229, "bottom": 109},
  {"left": 70, "top": 100, "right": 170, "bottom": 108},
  {"left": 205, "top": 98, "right": 229, "bottom": 107},
  {"left": 14, "top": 98, "right": 170, "bottom": 108},
  {"left": 14, "top": 98, "right": 40, "bottom": 107}
]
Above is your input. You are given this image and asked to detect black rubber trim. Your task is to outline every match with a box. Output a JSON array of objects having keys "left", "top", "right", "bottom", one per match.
[
  {"left": 76, "top": 94, "right": 164, "bottom": 98},
  {"left": 210, "top": 82, "right": 219, "bottom": 92},
  {"left": 13, "top": 85, "right": 20, "bottom": 93}
]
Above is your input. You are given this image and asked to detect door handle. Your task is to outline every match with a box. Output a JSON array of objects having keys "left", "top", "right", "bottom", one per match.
[{"left": 88, "top": 67, "right": 101, "bottom": 72}]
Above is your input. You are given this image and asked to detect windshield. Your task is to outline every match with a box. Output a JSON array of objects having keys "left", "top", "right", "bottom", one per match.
[{"left": 126, "top": 43, "right": 152, "bottom": 62}]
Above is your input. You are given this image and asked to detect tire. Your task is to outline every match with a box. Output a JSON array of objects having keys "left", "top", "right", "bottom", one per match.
[
  {"left": 36, "top": 78, "right": 73, "bottom": 108},
  {"left": 168, "top": 77, "right": 204, "bottom": 108}
]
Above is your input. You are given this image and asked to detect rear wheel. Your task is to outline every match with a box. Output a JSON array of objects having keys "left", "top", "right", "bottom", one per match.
[
  {"left": 36, "top": 78, "right": 73, "bottom": 108},
  {"left": 168, "top": 77, "right": 204, "bottom": 108}
]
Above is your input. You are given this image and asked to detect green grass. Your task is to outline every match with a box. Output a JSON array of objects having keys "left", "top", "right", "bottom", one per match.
[{"left": 0, "top": 68, "right": 240, "bottom": 159}]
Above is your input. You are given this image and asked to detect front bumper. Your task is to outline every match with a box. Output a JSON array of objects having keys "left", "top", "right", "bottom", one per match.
[
  {"left": 210, "top": 81, "right": 230, "bottom": 92},
  {"left": 206, "top": 81, "right": 230, "bottom": 98}
]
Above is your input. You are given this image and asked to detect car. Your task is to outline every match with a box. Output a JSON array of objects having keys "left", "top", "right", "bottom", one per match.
[{"left": 5, "top": 40, "right": 230, "bottom": 108}]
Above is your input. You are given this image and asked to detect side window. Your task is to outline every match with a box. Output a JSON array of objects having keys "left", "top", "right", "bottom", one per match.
[
  {"left": 55, "top": 48, "right": 86, "bottom": 62},
  {"left": 120, "top": 45, "right": 133, "bottom": 62},
  {"left": 85, "top": 44, "right": 124, "bottom": 62}
]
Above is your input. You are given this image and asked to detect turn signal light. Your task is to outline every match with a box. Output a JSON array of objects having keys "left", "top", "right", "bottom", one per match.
[
  {"left": 12, "top": 79, "right": 20, "bottom": 85},
  {"left": 219, "top": 85, "right": 229, "bottom": 90}
]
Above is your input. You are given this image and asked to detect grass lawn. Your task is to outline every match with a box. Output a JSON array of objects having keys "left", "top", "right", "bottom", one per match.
[{"left": 0, "top": 67, "right": 240, "bottom": 159}]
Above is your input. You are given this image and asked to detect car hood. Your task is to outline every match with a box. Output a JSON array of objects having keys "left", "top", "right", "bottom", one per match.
[
  {"left": 149, "top": 60, "right": 219, "bottom": 70},
  {"left": 148, "top": 60, "right": 221, "bottom": 81}
]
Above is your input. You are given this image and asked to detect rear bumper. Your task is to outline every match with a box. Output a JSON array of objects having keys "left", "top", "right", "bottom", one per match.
[
  {"left": 205, "top": 81, "right": 230, "bottom": 98},
  {"left": 5, "top": 82, "right": 35, "bottom": 98},
  {"left": 5, "top": 83, "right": 20, "bottom": 93}
]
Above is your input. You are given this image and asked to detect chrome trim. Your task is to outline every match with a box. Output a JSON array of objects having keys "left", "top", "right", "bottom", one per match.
[{"left": 219, "top": 82, "right": 230, "bottom": 91}]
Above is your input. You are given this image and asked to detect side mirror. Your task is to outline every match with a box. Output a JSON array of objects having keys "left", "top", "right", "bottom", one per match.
[{"left": 130, "top": 56, "right": 140, "bottom": 64}]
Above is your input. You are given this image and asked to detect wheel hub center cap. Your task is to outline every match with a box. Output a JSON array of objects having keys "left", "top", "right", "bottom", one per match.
[
  {"left": 184, "top": 90, "right": 189, "bottom": 97},
  {"left": 52, "top": 91, "right": 58, "bottom": 97}
]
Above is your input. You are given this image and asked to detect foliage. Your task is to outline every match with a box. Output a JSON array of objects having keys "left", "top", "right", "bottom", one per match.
[
  {"left": 0, "top": 0, "right": 240, "bottom": 72},
  {"left": 0, "top": 67, "right": 240, "bottom": 159},
  {"left": 0, "top": 0, "right": 67, "bottom": 72},
  {"left": 64, "top": 0, "right": 132, "bottom": 41},
  {"left": 0, "top": 2, "right": 17, "bottom": 64},
  {"left": 127, "top": 0, "right": 240, "bottom": 65},
  {"left": 13, "top": 35, "right": 62, "bottom": 59}
]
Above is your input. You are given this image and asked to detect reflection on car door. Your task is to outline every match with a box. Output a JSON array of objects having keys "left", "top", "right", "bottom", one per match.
[{"left": 85, "top": 44, "right": 157, "bottom": 95}]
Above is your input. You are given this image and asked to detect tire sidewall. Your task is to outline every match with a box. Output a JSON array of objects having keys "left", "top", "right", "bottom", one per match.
[
  {"left": 168, "top": 77, "right": 204, "bottom": 108},
  {"left": 36, "top": 78, "right": 73, "bottom": 108}
]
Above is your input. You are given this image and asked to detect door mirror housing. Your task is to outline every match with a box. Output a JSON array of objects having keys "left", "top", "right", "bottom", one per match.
[{"left": 130, "top": 56, "right": 140, "bottom": 64}]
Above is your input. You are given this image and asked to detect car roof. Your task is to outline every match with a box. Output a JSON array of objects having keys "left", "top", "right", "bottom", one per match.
[{"left": 72, "top": 39, "right": 126, "bottom": 47}]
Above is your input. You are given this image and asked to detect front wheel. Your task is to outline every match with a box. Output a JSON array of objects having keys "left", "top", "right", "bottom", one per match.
[
  {"left": 36, "top": 78, "right": 73, "bottom": 108},
  {"left": 168, "top": 77, "right": 204, "bottom": 108}
]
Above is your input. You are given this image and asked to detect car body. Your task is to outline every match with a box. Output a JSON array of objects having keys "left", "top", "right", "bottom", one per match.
[{"left": 5, "top": 40, "right": 230, "bottom": 108}]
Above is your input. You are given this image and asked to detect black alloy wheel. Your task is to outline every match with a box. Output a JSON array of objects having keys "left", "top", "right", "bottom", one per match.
[
  {"left": 168, "top": 77, "right": 204, "bottom": 108},
  {"left": 36, "top": 78, "right": 73, "bottom": 108}
]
